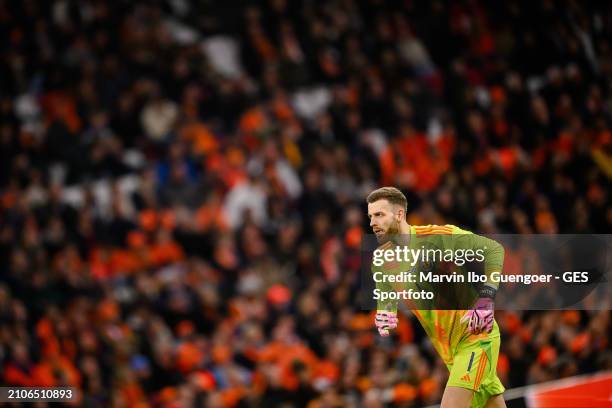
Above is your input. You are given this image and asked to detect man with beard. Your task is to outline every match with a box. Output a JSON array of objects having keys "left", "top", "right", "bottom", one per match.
[{"left": 367, "top": 187, "right": 506, "bottom": 408}]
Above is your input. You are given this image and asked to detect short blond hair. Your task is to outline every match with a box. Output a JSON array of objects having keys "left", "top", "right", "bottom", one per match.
[{"left": 366, "top": 187, "right": 407, "bottom": 213}]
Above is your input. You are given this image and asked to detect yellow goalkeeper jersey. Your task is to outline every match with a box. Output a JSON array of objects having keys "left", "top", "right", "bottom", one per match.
[{"left": 372, "top": 224, "right": 504, "bottom": 365}]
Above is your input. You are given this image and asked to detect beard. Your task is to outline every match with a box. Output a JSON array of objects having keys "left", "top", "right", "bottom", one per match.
[{"left": 376, "top": 219, "right": 401, "bottom": 244}]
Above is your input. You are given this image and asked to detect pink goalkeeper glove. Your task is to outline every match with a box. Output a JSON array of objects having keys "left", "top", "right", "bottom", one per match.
[
  {"left": 375, "top": 310, "right": 398, "bottom": 336},
  {"left": 461, "top": 297, "right": 494, "bottom": 335}
]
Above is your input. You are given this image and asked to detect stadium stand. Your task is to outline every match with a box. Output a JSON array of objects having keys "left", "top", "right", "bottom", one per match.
[{"left": 0, "top": 0, "right": 610, "bottom": 406}]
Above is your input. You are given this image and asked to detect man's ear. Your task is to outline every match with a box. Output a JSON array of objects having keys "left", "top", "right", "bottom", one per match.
[{"left": 396, "top": 208, "right": 404, "bottom": 222}]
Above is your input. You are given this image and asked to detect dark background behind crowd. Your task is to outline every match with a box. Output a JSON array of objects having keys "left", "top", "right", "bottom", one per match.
[{"left": 0, "top": 0, "right": 610, "bottom": 406}]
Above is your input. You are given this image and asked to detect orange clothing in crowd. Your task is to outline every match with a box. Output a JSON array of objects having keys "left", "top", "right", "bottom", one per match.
[{"left": 258, "top": 341, "right": 319, "bottom": 390}]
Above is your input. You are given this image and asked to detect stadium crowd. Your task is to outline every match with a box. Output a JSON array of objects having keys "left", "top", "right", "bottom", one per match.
[{"left": 1, "top": 0, "right": 611, "bottom": 406}]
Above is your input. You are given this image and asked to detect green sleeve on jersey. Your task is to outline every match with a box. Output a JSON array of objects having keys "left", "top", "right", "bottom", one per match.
[
  {"left": 373, "top": 261, "right": 399, "bottom": 313},
  {"left": 450, "top": 226, "right": 505, "bottom": 290}
]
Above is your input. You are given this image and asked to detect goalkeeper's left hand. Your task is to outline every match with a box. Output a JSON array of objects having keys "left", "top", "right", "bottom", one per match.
[{"left": 461, "top": 286, "right": 496, "bottom": 335}]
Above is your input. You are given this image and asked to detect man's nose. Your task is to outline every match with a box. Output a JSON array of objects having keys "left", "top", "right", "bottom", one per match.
[{"left": 370, "top": 218, "right": 376, "bottom": 227}]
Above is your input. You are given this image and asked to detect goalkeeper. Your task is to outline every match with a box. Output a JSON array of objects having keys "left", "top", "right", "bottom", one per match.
[{"left": 367, "top": 187, "right": 506, "bottom": 408}]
